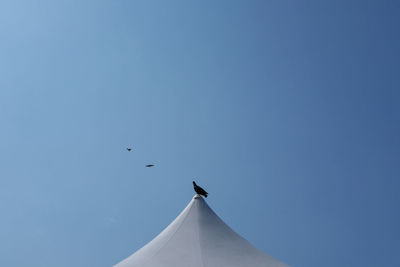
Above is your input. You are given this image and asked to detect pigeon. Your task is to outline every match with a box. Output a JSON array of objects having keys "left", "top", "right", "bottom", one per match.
[
  {"left": 127, "top": 148, "right": 132, "bottom": 151},
  {"left": 145, "top": 164, "right": 154, "bottom": 167},
  {"left": 193, "top": 181, "right": 208, "bottom": 198}
]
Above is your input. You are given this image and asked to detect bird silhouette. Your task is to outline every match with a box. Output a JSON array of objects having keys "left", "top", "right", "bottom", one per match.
[
  {"left": 127, "top": 148, "right": 132, "bottom": 151},
  {"left": 193, "top": 181, "right": 208, "bottom": 198},
  {"left": 145, "top": 164, "right": 154, "bottom": 167}
]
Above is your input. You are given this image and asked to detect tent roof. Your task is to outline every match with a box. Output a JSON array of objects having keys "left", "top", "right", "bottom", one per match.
[{"left": 114, "top": 195, "right": 289, "bottom": 267}]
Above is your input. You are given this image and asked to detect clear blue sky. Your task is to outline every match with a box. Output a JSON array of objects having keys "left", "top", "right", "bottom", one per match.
[{"left": 1, "top": 1, "right": 399, "bottom": 266}]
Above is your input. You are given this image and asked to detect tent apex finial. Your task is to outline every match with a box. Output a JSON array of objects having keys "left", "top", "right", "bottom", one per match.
[{"left": 193, "top": 194, "right": 202, "bottom": 199}]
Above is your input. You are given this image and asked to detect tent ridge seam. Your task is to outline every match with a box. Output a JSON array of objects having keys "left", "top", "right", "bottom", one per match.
[{"left": 196, "top": 201, "right": 206, "bottom": 267}]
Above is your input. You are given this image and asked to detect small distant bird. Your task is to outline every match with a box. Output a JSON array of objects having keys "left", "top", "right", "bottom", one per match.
[
  {"left": 145, "top": 164, "right": 154, "bottom": 167},
  {"left": 127, "top": 148, "right": 132, "bottom": 151},
  {"left": 193, "top": 181, "right": 208, "bottom": 198}
]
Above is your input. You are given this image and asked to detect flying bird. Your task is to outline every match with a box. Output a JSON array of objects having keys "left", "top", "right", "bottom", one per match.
[
  {"left": 193, "top": 181, "right": 208, "bottom": 198},
  {"left": 145, "top": 164, "right": 154, "bottom": 167}
]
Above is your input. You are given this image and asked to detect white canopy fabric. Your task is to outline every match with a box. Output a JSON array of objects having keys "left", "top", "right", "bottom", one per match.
[{"left": 114, "top": 195, "right": 289, "bottom": 267}]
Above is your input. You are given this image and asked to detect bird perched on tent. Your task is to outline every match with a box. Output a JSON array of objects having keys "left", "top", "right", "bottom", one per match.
[{"left": 193, "top": 181, "right": 208, "bottom": 198}]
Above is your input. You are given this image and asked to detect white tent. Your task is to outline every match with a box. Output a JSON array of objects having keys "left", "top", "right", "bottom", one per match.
[{"left": 114, "top": 195, "right": 289, "bottom": 267}]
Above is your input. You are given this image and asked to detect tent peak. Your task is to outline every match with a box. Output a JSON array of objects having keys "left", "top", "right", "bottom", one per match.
[
  {"left": 193, "top": 193, "right": 202, "bottom": 199},
  {"left": 114, "top": 193, "right": 289, "bottom": 267}
]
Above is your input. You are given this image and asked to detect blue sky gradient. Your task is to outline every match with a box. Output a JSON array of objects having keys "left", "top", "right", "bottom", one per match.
[{"left": 1, "top": 1, "right": 399, "bottom": 266}]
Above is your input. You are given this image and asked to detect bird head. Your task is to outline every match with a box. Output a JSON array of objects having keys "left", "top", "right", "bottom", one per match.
[{"left": 192, "top": 181, "right": 196, "bottom": 186}]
